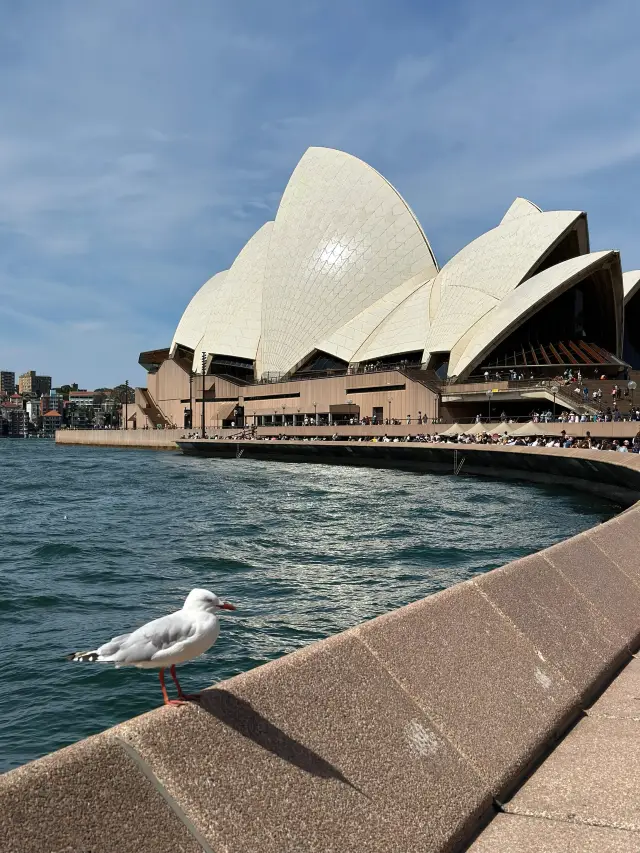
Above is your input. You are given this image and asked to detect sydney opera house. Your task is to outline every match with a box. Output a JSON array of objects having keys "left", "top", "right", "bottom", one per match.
[{"left": 135, "top": 147, "right": 640, "bottom": 430}]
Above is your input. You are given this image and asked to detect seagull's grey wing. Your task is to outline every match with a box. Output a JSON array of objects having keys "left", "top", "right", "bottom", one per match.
[
  {"left": 96, "top": 633, "right": 131, "bottom": 657},
  {"left": 108, "top": 611, "right": 197, "bottom": 665}
]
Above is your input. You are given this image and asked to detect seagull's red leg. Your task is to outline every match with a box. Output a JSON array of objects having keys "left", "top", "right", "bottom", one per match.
[
  {"left": 170, "top": 664, "right": 200, "bottom": 701},
  {"left": 159, "top": 668, "right": 186, "bottom": 706}
]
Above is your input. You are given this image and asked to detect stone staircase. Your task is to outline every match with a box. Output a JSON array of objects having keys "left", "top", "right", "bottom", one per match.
[
  {"left": 553, "top": 385, "right": 601, "bottom": 416},
  {"left": 136, "top": 387, "right": 172, "bottom": 428},
  {"left": 573, "top": 375, "right": 640, "bottom": 417},
  {"left": 400, "top": 367, "right": 443, "bottom": 396}
]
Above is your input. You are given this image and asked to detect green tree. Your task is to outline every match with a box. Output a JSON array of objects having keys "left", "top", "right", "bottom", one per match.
[{"left": 113, "top": 383, "right": 135, "bottom": 403}]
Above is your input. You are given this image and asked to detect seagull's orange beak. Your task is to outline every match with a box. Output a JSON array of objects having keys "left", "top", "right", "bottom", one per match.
[{"left": 219, "top": 602, "right": 236, "bottom": 610}]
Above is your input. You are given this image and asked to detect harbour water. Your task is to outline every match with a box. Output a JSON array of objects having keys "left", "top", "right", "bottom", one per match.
[{"left": 0, "top": 439, "right": 617, "bottom": 772}]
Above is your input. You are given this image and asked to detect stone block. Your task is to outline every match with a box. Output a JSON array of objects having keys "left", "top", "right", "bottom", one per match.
[
  {"left": 587, "top": 510, "right": 640, "bottom": 587},
  {"left": 355, "top": 582, "right": 577, "bottom": 796},
  {"left": 468, "top": 813, "right": 640, "bottom": 852},
  {"left": 0, "top": 732, "right": 202, "bottom": 853},
  {"left": 474, "top": 553, "right": 629, "bottom": 703},
  {"left": 542, "top": 533, "right": 640, "bottom": 650},
  {"left": 589, "top": 655, "right": 640, "bottom": 719},
  {"left": 507, "top": 716, "right": 640, "bottom": 831},
  {"left": 119, "top": 631, "right": 492, "bottom": 853}
]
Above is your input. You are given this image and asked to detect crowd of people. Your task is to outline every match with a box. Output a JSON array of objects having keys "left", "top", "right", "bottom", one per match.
[
  {"left": 477, "top": 367, "right": 629, "bottom": 384},
  {"left": 184, "top": 428, "right": 640, "bottom": 454},
  {"left": 425, "top": 430, "right": 640, "bottom": 453},
  {"left": 302, "top": 413, "right": 433, "bottom": 426},
  {"left": 484, "top": 406, "right": 640, "bottom": 424}
]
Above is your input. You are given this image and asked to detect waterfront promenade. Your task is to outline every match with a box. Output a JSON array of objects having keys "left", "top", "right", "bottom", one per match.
[
  {"left": 56, "top": 419, "right": 640, "bottom": 451},
  {"left": 4, "top": 443, "right": 640, "bottom": 851}
]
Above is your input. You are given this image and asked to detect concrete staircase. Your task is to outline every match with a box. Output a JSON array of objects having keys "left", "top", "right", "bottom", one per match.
[
  {"left": 136, "top": 387, "right": 172, "bottom": 428},
  {"left": 400, "top": 367, "right": 443, "bottom": 395},
  {"left": 573, "top": 374, "right": 640, "bottom": 417},
  {"left": 553, "top": 385, "right": 601, "bottom": 417}
]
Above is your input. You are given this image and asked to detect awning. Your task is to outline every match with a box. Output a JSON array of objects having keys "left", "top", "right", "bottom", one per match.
[
  {"left": 509, "top": 421, "right": 550, "bottom": 437},
  {"left": 491, "top": 421, "right": 514, "bottom": 434},
  {"left": 438, "top": 423, "right": 465, "bottom": 436},
  {"left": 138, "top": 348, "right": 170, "bottom": 373},
  {"left": 464, "top": 421, "right": 501, "bottom": 435}
]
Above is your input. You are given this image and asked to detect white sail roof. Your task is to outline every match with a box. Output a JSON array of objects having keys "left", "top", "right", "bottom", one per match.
[
  {"left": 423, "top": 210, "right": 585, "bottom": 364},
  {"left": 171, "top": 270, "right": 228, "bottom": 354},
  {"left": 500, "top": 197, "right": 542, "bottom": 225},
  {"left": 192, "top": 222, "right": 273, "bottom": 371},
  {"left": 450, "top": 251, "right": 618, "bottom": 380},
  {"left": 352, "top": 278, "right": 433, "bottom": 363},
  {"left": 623, "top": 270, "right": 640, "bottom": 305},
  {"left": 167, "top": 147, "right": 631, "bottom": 390},
  {"left": 316, "top": 269, "right": 432, "bottom": 363},
  {"left": 256, "top": 147, "right": 438, "bottom": 377}
]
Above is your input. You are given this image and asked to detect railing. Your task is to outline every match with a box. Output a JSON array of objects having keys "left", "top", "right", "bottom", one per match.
[
  {"left": 252, "top": 360, "right": 424, "bottom": 385},
  {"left": 235, "top": 412, "right": 640, "bottom": 428}
]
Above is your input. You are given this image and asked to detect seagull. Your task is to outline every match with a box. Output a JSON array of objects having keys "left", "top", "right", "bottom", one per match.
[{"left": 66, "top": 588, "right": 236, "bottom": 705}]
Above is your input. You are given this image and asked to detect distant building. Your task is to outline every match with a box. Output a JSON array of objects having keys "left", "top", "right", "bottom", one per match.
[
  {"left": 25, "top": 399, "right": 40, "bottom": 423},
  {"left": 66, "top": 392, "right": 95, "bottom": 428},
  {"left": 40, "top": 392, "right": 64, "bottom": 417},
  {"left": 67, "top": 391, "right": 96, "bottom": 407},
  {"left": 42, "top": 410, "right": 62, "bottom": 437},
  {"left": 0, "top": 371, "right": 15, "bottom": 395},
  {"left": 18, "top": 371, "right": 52, "bottom": 397},
  {"left": 0, "top": 404, "right": 28, "bottom": 437}
]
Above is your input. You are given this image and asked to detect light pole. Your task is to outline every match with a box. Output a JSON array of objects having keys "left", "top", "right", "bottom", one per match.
[
  {"left": 629, "top": 380, "right": 637, "bottom": 407},
  {"left": 124, "top": 379, "right": 129, "bottom": 430},
  {"left": 313, "top": 401, "right": 317, "bottom": 425},
  {"left": 282, "top": 404, "right": 286, "bottom": 426},
  {"left": 388, "top": 397, "right": 392, "bottom": 424},
  {"left": 201, "top": 352, "right": 206, "bottom": 438},
  {"left": 486, "top": 389, "right": 493, "bottom": 422},
  {"left": 189, "top": 369, "right": 194, "bottom": 429},
  {"left": 551, "top": 384, "right": 559, "bottom": 421}
]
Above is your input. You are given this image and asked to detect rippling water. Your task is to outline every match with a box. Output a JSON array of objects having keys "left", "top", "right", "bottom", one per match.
[{"left": 0, "top": 439, "right": 617, "bottom": 771}]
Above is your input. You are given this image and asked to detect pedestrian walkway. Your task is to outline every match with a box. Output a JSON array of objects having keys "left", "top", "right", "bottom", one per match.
[{"left": 469, "top": 654, "right": 640, "bottom": 851}]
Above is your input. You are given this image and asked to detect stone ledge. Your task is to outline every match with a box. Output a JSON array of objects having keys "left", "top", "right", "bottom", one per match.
[
  {"left": 467, "top": 813, "right": 640, "bottom": 852},
  {"left": 0, "top": 730, "right": 204, "bottom": 853},
  {"left": 356, "top": 581, "right": 578, "bottom": 799},
  {"left": 117, "top": 631, "right": 492, "bottom": 853},
  {"left": 472, "top": 552, "right": 630, "bottom": 706}
]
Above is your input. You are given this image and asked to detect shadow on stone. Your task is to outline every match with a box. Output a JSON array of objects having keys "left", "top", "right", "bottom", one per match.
[{"left": 201, "top": 688, "right": 364, "bottom": 794}]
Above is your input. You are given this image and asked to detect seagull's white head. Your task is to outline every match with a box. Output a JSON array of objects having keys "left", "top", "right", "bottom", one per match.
[{"left": 183, "top": 588, "right": 236, "bottom": 614}]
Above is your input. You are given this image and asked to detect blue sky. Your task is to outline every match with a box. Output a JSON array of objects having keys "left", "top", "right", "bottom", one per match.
[{"left": 1, "top": 0, "right": 639, "bottom": 389}]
